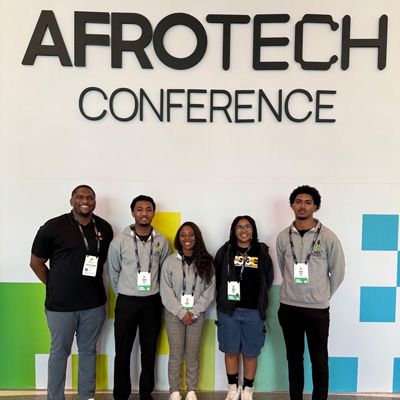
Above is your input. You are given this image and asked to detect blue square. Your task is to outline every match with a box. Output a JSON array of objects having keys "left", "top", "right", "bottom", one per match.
[
  {"left": 362, "top": 214, "right": 398, "bottom": 251},
  {"left": 329, "top": 357, "right": 358, "bottom": 392},
  {"left": 397, "top": 252, "right": 400, "bottom": 287},
  {"left": 360, "top": 286, "right": 396, "bottom": 322},
  {"left": 300, "top": 348, "right": 358, "bottom": 392},
  {"left": 394, "top": 358, "right": 400, "bottom": 392}
]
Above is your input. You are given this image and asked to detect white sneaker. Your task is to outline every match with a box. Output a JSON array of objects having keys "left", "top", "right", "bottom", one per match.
[
  {"left": 169, "top": 392, "right": 182, "bottom": 400},
  {"left": 225, "top": 384, "right": 241, "bottom": 400},
  {"left": 185, "top": 391, "right": 197, "bottom": 400},
  {"left": 241, "top": 386, "right": 254, "bottom": 400}
]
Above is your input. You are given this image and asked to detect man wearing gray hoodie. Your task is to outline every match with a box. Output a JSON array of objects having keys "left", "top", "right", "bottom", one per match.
[
  {"left": 276, "top": 185, "right": 345, "bottom": 400},
  {"left": 107, "top": 195, "right": 170, "bottom": 400}
]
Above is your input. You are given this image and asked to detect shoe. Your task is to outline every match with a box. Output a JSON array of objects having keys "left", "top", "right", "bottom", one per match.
[
  {"left": 185, "top": 391, "right": 197, "bottom": 400},
  {"left": 241, "top": 386, "right": 254, "bottom": 400},
  {"left": 140, "top": 394, "right": 153, "bottom": 400},
  {"left": 169, "top": 391, "right": 182, "bottom": 400},
  {"left": 225, "top": 384, "right": 241, "bottom": 400}
]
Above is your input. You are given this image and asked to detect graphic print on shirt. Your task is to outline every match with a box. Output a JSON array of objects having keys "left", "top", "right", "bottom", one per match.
[
  {"left": 234, "top": 255, "right": 259, "bottom": 268},
  {"left": 311, "top": 240, "right": 323, "bottom": 258}
]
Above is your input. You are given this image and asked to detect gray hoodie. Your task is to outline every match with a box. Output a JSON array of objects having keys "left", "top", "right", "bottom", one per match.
[
  {"left": 276, "top": 219, "right": 345, "bottom": 309},
  {"left": 160, "top": 252, "right": 215, "bottom": 320},
  {"left": 107, "top": 225, "right": 170, "bottom": 296}
]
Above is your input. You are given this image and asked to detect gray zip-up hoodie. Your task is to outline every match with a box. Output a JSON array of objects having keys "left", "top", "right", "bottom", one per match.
[
  {"left": 276, "top": 219, "right": 345, "bottom": 309},
  {"left": 160, "top": 252, "right": 215, "bottom": 320},
  {"left": 107, "top": 225, "right": 171, "bottom": 296}
]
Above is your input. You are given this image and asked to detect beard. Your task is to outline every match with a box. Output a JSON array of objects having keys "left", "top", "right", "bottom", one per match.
[{"left": 75, "top": 206, "right": 93, "bottom": 217}]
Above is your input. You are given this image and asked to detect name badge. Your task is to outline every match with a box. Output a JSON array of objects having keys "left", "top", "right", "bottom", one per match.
[
  {"left": 138, "top": 271, "right": 151, "bottom": 292},
  {"left": 294, "top": 263, "right": 309, "bottom": 284},
  {"left": 82, "top": 255, "right": 98, "bottom": 277},
  {"left": 181, "top": 294, "right": 194, "bottom": 310},
  {"left": 227, "top": 281, "right": 241, "bottom": 301}
]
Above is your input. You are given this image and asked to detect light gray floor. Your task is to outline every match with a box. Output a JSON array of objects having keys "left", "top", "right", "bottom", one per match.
[{"left": 0, "top": 392, "right": 398, "bottom": 400}]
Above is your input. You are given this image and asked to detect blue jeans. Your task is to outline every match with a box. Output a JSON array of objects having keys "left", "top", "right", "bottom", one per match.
[
  {"left": 45, "top": 305, "right": 106, "bottom": 400},
  {"left": 216, "top": 308, "right": 266, "bottom": 358}
]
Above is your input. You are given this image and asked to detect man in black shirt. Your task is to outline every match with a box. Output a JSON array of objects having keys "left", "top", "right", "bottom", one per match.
[{"left": 30, "top": 185, "right": 113, "bottom": 400}]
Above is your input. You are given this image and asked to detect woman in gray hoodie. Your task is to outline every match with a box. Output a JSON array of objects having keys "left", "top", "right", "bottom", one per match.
[{"left": 160, "top": 222, "right": 215, "bottom": 400}]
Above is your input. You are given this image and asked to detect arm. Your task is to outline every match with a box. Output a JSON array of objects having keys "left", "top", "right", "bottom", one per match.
[
  {"left": 193, "top": 275, "right": 215, "bottom": 316},
  {"left": 160, "top": 256, "right": 187, "bottom": 319},
  {"left": 214, "top": 246, "right": 225, "bottom": 290},
  {"left": 265, "top": 254, "right": 274, "bottom": 290},
  {"left": 30, "top": 254, "right": 49, "bottom": 284},
  {"left": 159, "top": 238, "right": 171, "bottom": 267},
  {"left": 107, "top": 241, "right": 122, "bottom": 295},
  {"left": 192, "top": 272, "right": 216, "bottom": 316},
  {"left": 261, "top": 244, "right": 274, "bottom": 290},
  {"left": 275, "top": 235, "right": 285, "bottom": 276},
  {"left": 327, "top": 236, "right": 345, "bottom": 297}
]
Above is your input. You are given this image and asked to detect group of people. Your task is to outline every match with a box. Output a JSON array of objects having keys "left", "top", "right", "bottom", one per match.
[{"left": 30, "top": 184, "right": 345, "bottom": 400}]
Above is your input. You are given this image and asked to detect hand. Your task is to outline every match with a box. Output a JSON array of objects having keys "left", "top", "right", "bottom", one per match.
[{"left": 181, "top": 311, "right": 194, "bottom": 325}]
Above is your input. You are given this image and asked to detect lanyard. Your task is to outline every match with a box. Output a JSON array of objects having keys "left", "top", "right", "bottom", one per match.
[
  {"left": 181, "top": 254, "right": 197, "bottom": 296},
  {"left": 227, "top": 244, "right": 252, "bottom": 282},
  {"left": 133, "top": 228, "right": 154, "bottom": 274},
  {"left": 289, "top": 222, "right": 322, "bottom": 265},
  {"left": 75, "top": 217, "right": 100, "bottom": 256}
]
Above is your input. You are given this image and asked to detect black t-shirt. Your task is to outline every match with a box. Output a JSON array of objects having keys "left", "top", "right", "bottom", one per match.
[
  {"left": 31, "top": 212, "right": 113, "bottom": 312},
  {"left": 297, "top": 228, "right": 312, "bottom": 237},
  {"left": 232, "top": 246, "right": 260, "bottom": 309}
]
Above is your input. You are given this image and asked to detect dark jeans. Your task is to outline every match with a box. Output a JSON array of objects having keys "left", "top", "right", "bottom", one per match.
[
  {"left": 278, "top": 303, "right": 330, "bottom": 400},
  {"left": 113, "top": 293, "right": 162, "bottom": 400}
]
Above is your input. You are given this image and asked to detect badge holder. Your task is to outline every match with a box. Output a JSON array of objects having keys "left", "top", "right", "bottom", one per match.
[
  {"left": 294, "top": 263, "right": 309, "bottom": 284},
  {"left": 138, "top": 271, "right": 151, "bottom": 291},
  {"left": 82, "top": 255, "right": 98, "bottom": 277},
  {"left": 227, "top": 281, "right": 241, "bottom": 301},
  {"left": 181, "top": 294, "right": 194, "bottom": 310}
]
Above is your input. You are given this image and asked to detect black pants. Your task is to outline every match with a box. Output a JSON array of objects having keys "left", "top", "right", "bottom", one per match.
[
  {"left": 113, "top": 293, "right": 162, "bottom": 400},
  {"left": 278, "top": 303, "right": 330, "bottom": 400}
]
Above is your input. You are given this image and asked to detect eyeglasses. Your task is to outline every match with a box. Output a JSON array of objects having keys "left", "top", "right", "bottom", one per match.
[{"left": 235, "top": 225, "right": 253, "bottom": 231}]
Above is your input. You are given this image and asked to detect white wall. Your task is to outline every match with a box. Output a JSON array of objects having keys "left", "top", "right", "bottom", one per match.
[{"left": 1, "top": 0, "right": 400, "bottom": 392}]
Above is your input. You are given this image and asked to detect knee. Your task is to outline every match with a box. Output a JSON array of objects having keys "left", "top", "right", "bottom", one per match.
[
  {"left": 77, "top": 335, "right": 98, "bottom": 355},
  {"left": 49, "top": 346, "right": 71, "bottom": 360},
  {"left": 78, "top": 344, "right": 97, "bottom": 356}
]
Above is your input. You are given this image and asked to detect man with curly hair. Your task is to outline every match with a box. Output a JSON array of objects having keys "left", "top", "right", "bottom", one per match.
[
  {"left": 276, "top": 185, "right": 345, "bottom": 400},
  {"left": 107, "top": 195, "right": 170, "bottom": 400}
]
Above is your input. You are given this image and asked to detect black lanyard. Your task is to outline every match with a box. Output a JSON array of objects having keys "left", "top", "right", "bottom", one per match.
[
  {"left": 181, "top": 254, "right": 197, "bottom": 296},
  {"left": 227, "top": 244, "right": 252, "bottom": 282},
  {"left": 75, "top": 217, "right": 100, "bottom": 256},
  {"left": 289, "top": 222, "right": 321, "bottom": 265},
  {"left": 133, "top": 228, "right": 154, "bottom": 274}
]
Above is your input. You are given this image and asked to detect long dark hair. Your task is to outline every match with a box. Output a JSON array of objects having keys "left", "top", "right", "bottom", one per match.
[
  {"left": 174, "top": 221, "right": 214, "bottom": 284},
  {"left": 228, "top": 215, "right": 260, "bottom": 250}
]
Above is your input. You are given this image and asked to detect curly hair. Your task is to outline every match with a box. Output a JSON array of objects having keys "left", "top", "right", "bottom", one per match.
[
  {"left": 130, "top": 195, "right": 156, "bottom": 211},
  {"left": 174, "top": 222, "right": 214, "bottom": 285},
  {"left": 289, "top": 185, "right": 321, "bottom": 210},
  {"left": 228, "top": 215, "right": 260, "bottom": 250}
]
